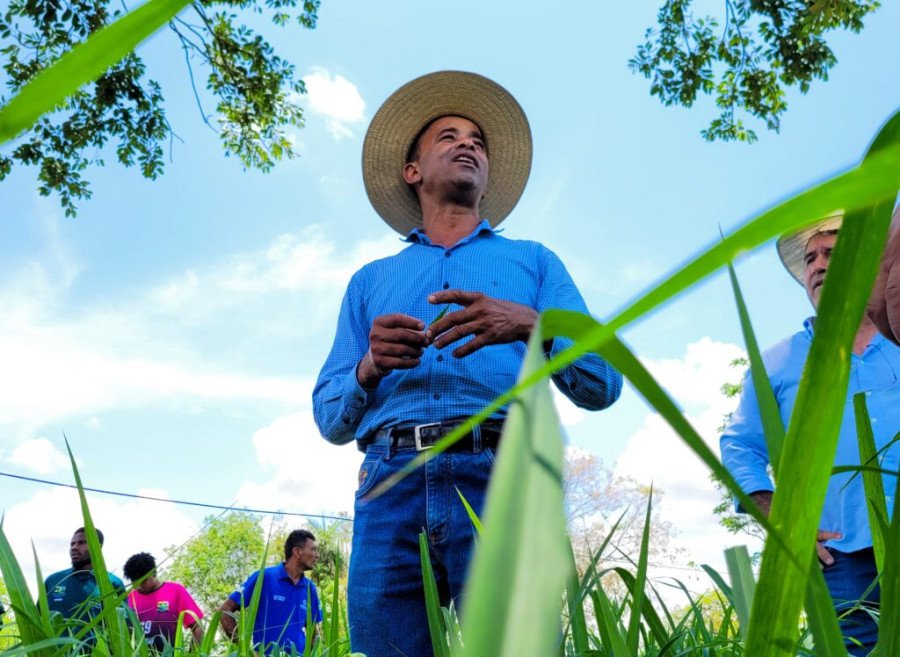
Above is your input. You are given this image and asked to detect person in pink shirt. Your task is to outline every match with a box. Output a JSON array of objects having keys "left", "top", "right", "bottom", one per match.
[{"left": 124, "top": 552, "right": 204, "bottom": 650}]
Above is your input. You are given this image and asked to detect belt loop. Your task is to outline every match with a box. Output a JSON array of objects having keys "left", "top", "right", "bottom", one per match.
[
  {"left": 472, "top": 424, "right": 482, "bottom": 453},
  {"left": 384, "top": 430, "right": 394, "bottom": 461}
]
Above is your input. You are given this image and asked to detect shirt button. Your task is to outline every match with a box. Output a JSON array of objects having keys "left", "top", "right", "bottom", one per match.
[
  {"left": 436, "top": 354, "right": 443, "bottom": 362},
  {"left": 444, "top": 251, "right": 451, "bottom": 258},
  {"left": 433, "top": 393, "right": 441, "bottom": 400},
  {"left": 342, "top": 417, "right": 350, "bottom": 424},
  {"left": 443, "top": 282, "right": 449, "bottom": 289}
]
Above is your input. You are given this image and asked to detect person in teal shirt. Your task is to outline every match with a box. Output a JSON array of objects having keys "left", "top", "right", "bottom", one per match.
[{"left": 43, "top": 527, "right": 125, "bottom": 627}]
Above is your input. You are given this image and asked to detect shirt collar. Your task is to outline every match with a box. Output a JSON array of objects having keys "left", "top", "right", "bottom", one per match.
[
  {"left": 804, "top": 315, "right": 887, "bottom": 351},
  {"left": 277, "top": 562, "right": 306, "bottom": 583},
  {"left": 403, "top": 219, "right": 496, "bottom": 245}
]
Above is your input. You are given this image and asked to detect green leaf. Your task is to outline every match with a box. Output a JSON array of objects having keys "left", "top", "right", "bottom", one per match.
[
  {"left": 0, "top": 0, "right": 191, "bottom": 144},
  {"left": 854, "top": 393, "right": 888, "bottom": 571},
  {"left": 459, "top": 325, "right": 572, "bottom": 657},
  {"left": 418, "top": 531, "right": 450, "bottom": 657},
  {"left": 726, "top": 262, "right": 786, "bottom": 471},
  {"left": 723, "top": 545, "right": 756, "bottom": 640}
]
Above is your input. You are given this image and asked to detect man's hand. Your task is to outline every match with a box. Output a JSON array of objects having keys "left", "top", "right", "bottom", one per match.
[
  {"left": 219, "top": 599, "right": 239, "bottom": 642},
  {"left": 749, "top": 490, "right": 842, "bottom": 567},
  {"left": 425, "top": 290, "right": 538, "bottom": 358},
  {"left": 868, "top": 219, "right": 900, "bottom": 345},
  {"left": 356, "top": 314, "right": 428, "bottom": 388}
]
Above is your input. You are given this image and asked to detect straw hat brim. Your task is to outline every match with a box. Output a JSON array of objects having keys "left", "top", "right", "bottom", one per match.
[
  {"left": 362, "top": 71, "right": 532, "bottom": 235},
  {"left": 776, "top": 213, "right": 844, "bottom": 284}
]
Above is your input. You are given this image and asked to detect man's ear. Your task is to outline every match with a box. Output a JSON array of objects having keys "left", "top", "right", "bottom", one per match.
[{"left": 403, "top": 162, "right": 420, "bottom": 185}]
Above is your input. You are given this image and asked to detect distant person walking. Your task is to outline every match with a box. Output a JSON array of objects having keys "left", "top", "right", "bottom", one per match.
[
  {"left": 219, "top": 529, "right": 321, "bottom": 654},
  {"left": 123, "top": 552, "right": 204, "bottom": 650},
  {"left": 43, "top": 527, "right": 125, "bottom": 627}
]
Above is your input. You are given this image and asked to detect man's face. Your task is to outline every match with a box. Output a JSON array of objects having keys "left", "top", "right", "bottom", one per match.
[
  {"left": 404, "top": 116, "right": 489, "bottom": 202},
  {"left": 804, "top": 232, "right": 837, "bottom": 307},
  {"left": 69, "top": 532, "right": 92, "bottom": 570},
  {"left": 293, "top": 539, "right": 319, "bottom": 572}
]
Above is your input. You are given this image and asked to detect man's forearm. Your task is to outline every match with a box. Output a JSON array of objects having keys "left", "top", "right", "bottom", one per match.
[
  {"left": 219, "top": 613, "right": 238, "bottom": 641},
  {"left": 750, "top": 490, "right": 773, "bottom": 517}
]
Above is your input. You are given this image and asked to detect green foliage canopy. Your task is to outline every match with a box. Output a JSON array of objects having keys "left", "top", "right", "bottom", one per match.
[
  {"left": 631, "top": 0, "right": 880, "bottom": 143},
  {"left": 0, "top": 0, "right": 319, "bottom": 216}
]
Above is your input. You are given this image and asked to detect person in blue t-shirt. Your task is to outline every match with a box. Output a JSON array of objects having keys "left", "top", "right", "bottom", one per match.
[
  {"left": 219, "top": 529, "right": 322, "bottom": 654},
  {"left": 43, "top": 527, "right": 126, "bottom": 629}
]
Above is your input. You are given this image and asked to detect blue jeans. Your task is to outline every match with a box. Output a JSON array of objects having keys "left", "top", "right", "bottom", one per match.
[
  {"left": 821, "top": 547, "right": 880, "bottom": 656},
  {"left": 347, "top": 443, "right": 495, "bottom": 657}
]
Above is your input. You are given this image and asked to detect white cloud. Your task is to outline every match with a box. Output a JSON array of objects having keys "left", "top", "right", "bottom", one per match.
[
  {"left": 302, "top": 67, "right": 366, "bottom": 140},
  {"left": 234, "top": 411, "right": 361, "bottom": 517},
  {"left": 615, "top": 337, "right": 761, "bottom": 570},
  {"left": 552, "top": 387, "right": 587, "bottom": 427},
  {"left": 7, "top": 437, "right": 70, "bottom": 474},
  {"left": 0, "top": 226, "right": 402, "bottom": 439},
  {"left": 3, "top": 487, "right": 198, "bottom": 595}
]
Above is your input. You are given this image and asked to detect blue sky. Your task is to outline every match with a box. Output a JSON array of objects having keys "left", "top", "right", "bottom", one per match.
[{"left": 2, "top": 1, "right": 899, "bottom": 589}]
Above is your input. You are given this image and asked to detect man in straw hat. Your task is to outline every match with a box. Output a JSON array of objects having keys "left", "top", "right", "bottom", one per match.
[
  {"left": 313, "top": 71, "right": 622, "bottom": 656},
  {"left": 721, "top": 208, "right": 900, "bottom": 656}
]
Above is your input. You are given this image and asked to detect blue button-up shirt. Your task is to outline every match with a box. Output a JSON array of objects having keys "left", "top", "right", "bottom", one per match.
[
  {"left": 313, "top": 221, "right": 622, "bottom": 445},
  {"left": 721, "top": 317, "right": 900, "bottom": 552}
]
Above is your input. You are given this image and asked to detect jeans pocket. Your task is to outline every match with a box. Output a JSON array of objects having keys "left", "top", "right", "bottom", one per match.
[{"left": 355, "top": 450, "right": 387, "bottom": 498}]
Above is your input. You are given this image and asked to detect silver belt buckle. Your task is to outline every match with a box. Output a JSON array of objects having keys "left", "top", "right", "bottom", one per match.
[{"left": 413, "top": 422, "right": 442, "bottom": 451}]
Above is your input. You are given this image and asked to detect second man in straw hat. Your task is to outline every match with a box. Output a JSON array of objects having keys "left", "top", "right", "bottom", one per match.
[{"left": 720, "top": 208, "right": 900, "bottom": 656}]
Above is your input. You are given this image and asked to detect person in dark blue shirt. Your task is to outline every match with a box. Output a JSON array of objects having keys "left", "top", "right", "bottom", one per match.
[
  {"left": 43, "top": 527, "right": 125, "bottom": 630},
  {"left": 219, "top": 529, "right": 322, "bottom": 654},
  {"left": 313, "top": 70, "right": 623, "bottom": 657}
]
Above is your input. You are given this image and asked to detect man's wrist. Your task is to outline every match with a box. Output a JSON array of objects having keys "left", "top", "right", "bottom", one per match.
[{"left": 356, "top": 353, "right": 383, "bottom": 389}]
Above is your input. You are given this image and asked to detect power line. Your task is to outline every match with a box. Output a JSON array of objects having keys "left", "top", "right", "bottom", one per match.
[
  {"left": 0, "top": 470, "right": 352, "bottom": 523},
  {"left": 1, "top": 470, "right": 731, "bottom": 576}
]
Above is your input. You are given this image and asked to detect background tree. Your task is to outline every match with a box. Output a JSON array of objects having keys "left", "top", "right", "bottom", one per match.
[
  {"left": 564, "top": 449, "right": 681, "bottom": 589},
  {"left": 631, "top": 1, "right": 880, "bottom": 143},
  {"left": 163, "top": 511, "right": 267, "bottom": 614},
  {"left": 0, "top": 0, "right": 319, "bottom": 217}
]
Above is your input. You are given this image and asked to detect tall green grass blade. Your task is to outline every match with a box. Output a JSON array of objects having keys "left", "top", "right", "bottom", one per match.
[
  {"left": 745, "top": 110, "right": 899, "bottom": 654},
  {"left": 612, "top": 568, "right": 670, "bottom": 648},
  {"left": 589, "top": 588, "right": 629, "bottom": 657},
  {"left": 853, "top": 393, "right": 888, "bottom": 571},
  {"left": 31, "top": 542, "right": 53, "bottom": 638},
  {"left": 200, "top": 610, "right": 221, "bottom": 654},
  {"left": 565, "top": 545, "right": 590, "bottom": 657},
  {"left": 63, "top": 440, "right": 127, "bottom": 653},
  {"left": 723, "top": 546, "right": 755, "bottom": 640},
  {"left": 804, "top": 564, "right": 847, "bottom": 657},
  {"left": 0, "top": 521, "right": 52, "bottom": 656},
  {"left": 326, "top": 563, "right": 341, "bottom": 653},
  {"left": 701, "top": 563, "right": 733, "bottom": 602},
  {"left": 726, "top": 262, "right": 786, "bottom": 471},
  {"left": 875, "top": 468, "right": 900, "bottom": 655},
  {"left": 0, "top": 0, "right": 191, "bottom": 144},
  {"left": 625, "top": 489, "right": 653, "bottom": 654},
  {"left": 455, "top": 488, "right": 484, "bottom": 535},
  {"left": 459, "top": 326, "right": 572, "bottom": 657},
  {"left": 418, "top": 532, "right": 450, "bottom": 657}
]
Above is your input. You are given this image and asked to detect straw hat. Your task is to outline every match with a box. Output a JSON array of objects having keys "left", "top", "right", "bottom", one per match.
[
  {"left": 776, "top": 213, "right": 844, "bottom": 284},
  {"left": 362, "top": 71, "right": 532, "bottom": 235}
]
